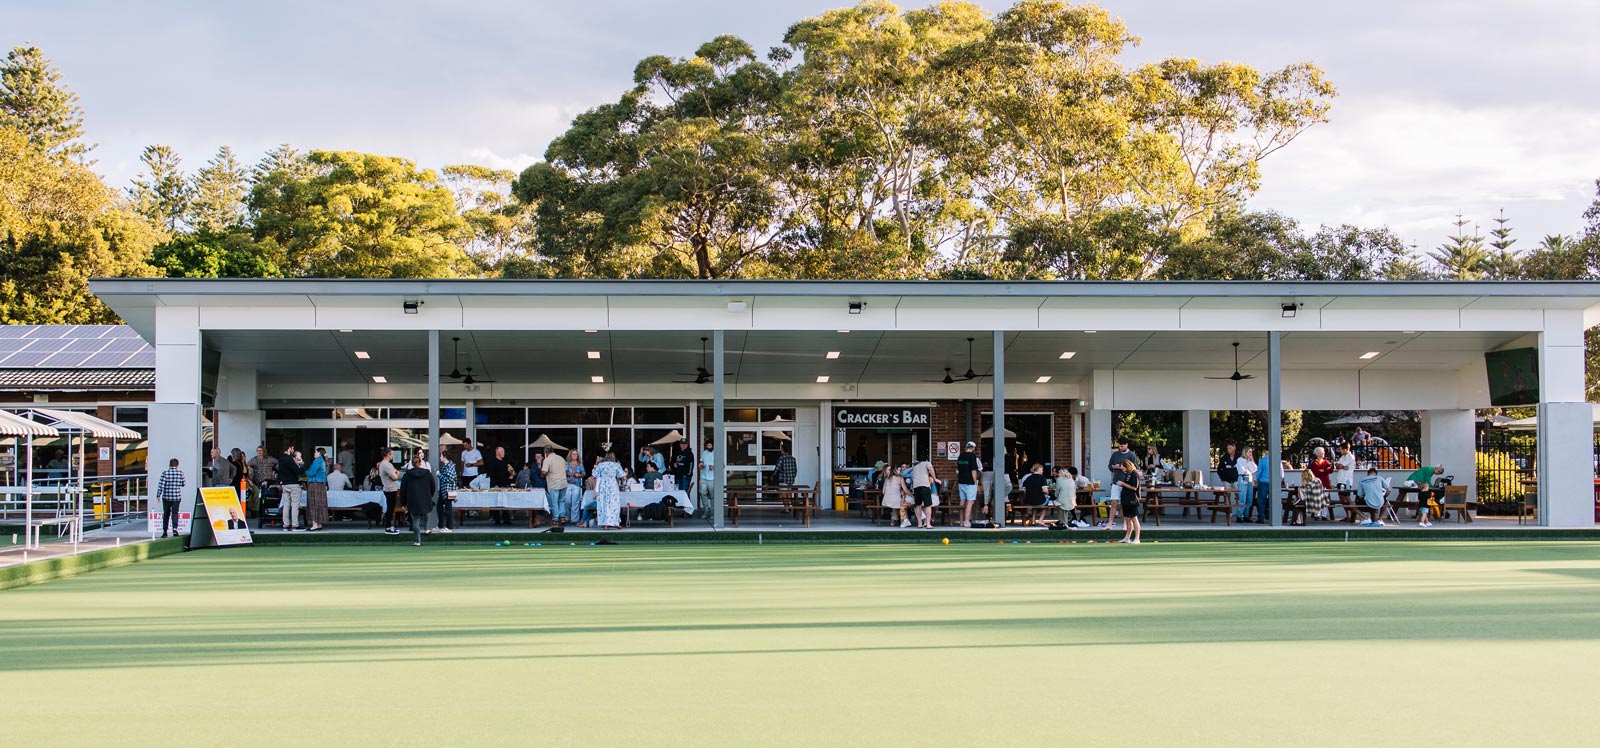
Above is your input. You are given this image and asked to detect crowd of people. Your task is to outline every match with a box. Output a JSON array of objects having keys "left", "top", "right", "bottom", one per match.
[
  {"left": 167, "top": 434, "right": 737, "bottom": 544},
  {"left": 153, "top": 426, "right": 1453, "bottom": 541}
]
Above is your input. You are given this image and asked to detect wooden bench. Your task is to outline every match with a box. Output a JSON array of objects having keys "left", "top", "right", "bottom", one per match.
[
  {"left": 725, "top": 484, "right": 816, "bottom": 528},
  {"left": 1143, "top": 487, "right": 1237, "bottom": 526},
  {"left": 27, "top": 515, "right": 81, "bottom": 547}
]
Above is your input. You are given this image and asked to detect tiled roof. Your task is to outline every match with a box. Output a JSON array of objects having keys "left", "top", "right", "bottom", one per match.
[
  {"left": 0, "top": 368, "right": 156, "bottom": 390},
  {"left": 0, "top": 325, "right": 153, "bottom": 368}
]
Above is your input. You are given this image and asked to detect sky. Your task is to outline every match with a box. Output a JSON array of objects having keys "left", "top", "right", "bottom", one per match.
[{"left": 7, "top": 0, "right": 1599, "bottom": 250}]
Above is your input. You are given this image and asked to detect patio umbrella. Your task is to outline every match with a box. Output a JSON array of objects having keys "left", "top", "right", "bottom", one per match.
[
  {"left": 980, "top": 426, "right": 1017, "bottom": 438},
  {"left": 0, "top": 410, "right": 59, "bottom": 550},
  {"left": 1324, "top": 414, "right": 1384, "bottom": 425},
  {"left": 526, "top": 433, "right": 570, "bottom": 451},
  {"left": 649, "top": 429, "right": 685, "bottom": 446},
  {"left": 437, "top": 433, "right": 464, "bottom": 446}
]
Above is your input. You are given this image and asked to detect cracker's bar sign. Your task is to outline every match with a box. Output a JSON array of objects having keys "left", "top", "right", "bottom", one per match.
[{"left": 834, "top": 407, "right": 931, "bottom": 428}]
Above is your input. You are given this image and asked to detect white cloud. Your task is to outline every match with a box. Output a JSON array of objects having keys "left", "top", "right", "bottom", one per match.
[{"left": 1253, "top": 97, "right": 1600, "bottom": 244}]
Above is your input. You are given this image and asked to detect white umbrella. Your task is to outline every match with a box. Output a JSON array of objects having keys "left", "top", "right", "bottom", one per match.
[
  {"left": 1324, "top": 413, "right": 1384, "bottom": 425},
  {"left": 437, "top": 433, "right": 464, "bottom": 446},
  {"left": 526, "top": 433, "right": 570, "bottom": 450},
  {"left": 980, "top": 426, "right": 1017, "bottom": 438},
  {"left": 649, "top": 429, "right": 685, "bottom": 446}
]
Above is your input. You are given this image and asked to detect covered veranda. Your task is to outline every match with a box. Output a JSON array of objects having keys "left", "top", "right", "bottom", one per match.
[{"left": 87, "top": 279, "right": 1600, "bottom": 532}]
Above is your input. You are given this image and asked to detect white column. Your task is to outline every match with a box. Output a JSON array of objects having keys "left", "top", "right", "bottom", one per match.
[
  {"left": 215, "top": 363, "right": 263, "bottom": 454},
  {"left": 1536, "top": 312, "right": 1594, "bottom": 527},
  {"left": 1267, "top": 331, "right": 1283, "bottom": 526},
  {"left": 819, "top": 400, "right": 833, "bottom": 509},
  {"left": 427, "top": 331, "right": 440, "bottom": 466},
  {"left": 149, "top": 306, "right": 203, "bottom": 535},
  {"left": 712, "top": 330, "right": 726, "bottom": 529},
  {"left": 1088, "top": 409, "right": 1112, "bottom": 485},
  {"left": 1183, "top": 410, "right": 1211, "bottom": 482},
  {"left": 1421, "top": 409, "right": 1476, "bottom": 500},
  {"left": 1067, "top": 407, "right": 1083, "bottom": 475},
  {"left": 991, "top": 331, "right": 1007, "bottom": 527}
]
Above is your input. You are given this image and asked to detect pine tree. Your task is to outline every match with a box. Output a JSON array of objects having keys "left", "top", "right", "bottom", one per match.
[
  {"left": 127, "top": 144, "right": 190, "bottom": 231},
  {"left": 0, "top": 45, "right": 91, "bottom": 160},
  {"left": 187, "top": 145, "right": 246, "bottom": 232},
  {"left": 1483, "top": 208, "right": 1520, "bottom": 279},
  {"left": 1429, "top": 212, "right": 1488, "bottom": 280}
]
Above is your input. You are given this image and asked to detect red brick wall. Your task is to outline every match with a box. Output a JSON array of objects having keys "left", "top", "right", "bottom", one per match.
[{"left": 928, "top": 399, "right": 1077, "bottom": 476}]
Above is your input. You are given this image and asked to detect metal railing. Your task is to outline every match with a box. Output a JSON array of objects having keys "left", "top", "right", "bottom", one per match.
[{"left": 0, "top": 474, "right": 148, "bottom": 529}]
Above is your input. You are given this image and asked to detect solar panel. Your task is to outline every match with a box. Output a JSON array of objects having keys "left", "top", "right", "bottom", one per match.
[
  {"left": 18, "top": 338, "right": 70, "bottom": 354},
  {"left": 0, "top": 337, "right": 31, "bottom": 353},
  {"left": 25, "top": 327, "right": 65, "bottom": 338},
  {"left": 62, "top": 326, "right": 109, "bottom": 338},
  {"left": 81, "top": 351, "right": 136, "bottom": 367},
  {"left": 1, "top": 352, "right": 52, "bottom": 366},
  {"left": 0, "top": 326, "right": 30, "bottom": 339},
  {"left": 40, "top": 351, "right": 93, "bottom": 367},
  {"left": 122, "top": 351, "right": 156, "bottom": 367},
  {"left": 64, "top": 338, "right": 110, "bottom": 352},
  {"left": 99, "top": 337, "right": 148, "bottom": 353}
]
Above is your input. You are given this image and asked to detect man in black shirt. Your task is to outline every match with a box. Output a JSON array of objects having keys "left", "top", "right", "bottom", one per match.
[
  {"left": 276, "top": 445, "right": 303, "bottom": 531},
  {"left": 482, "top": 445, "right": 514, "bottom": 525},
  {"left": 671, "top": 438, "right": 695, "bottom": 492},
  {"left": 956, "top": 441, "right": 982, "bottom": 527}
]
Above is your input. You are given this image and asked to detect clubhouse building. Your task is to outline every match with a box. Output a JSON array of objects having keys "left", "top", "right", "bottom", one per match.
[{"left": 85, "top": 278, "right": 1600, "bottom": 529}]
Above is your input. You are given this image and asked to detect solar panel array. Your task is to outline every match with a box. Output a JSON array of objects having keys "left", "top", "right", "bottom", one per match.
[{"left": 0, "top": 326, "right": 153, "bottom": 368}]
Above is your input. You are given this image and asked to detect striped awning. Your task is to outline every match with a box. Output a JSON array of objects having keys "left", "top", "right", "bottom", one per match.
[
  {"left": 29, "top": 408, "right": 141, "bottom": 439},
  {"left": 0, "top": 410, "right": 58, "bottom": 437}
]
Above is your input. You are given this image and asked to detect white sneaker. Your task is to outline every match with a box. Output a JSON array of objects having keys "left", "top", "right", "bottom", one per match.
[
  {"left": 900, "top": 518, "right": 911, "bottom": 528},
  {"left": 1131, "top": 539, "right": 1141, "bottom": 544},
  {"left": 439, "top": 527, "right": 453, "bottom": 533}
]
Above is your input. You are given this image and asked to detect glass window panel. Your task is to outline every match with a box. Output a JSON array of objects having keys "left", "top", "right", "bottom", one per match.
[
  {"left": 726, "top": 430, "right": 758, "bottom": 466},
  {"left": 760, "top": 408, "right": 797, "bottom": 423},
  {"left": 265, "top": 408, "right": 335, "bottom": 420},
  {"left": 527, "top": 407, "right": 579, "bottom": 425},
  {"left": 700, "top": 407, "right": 758, "bottom": 423},
  {"left": 114, "top": 407, "right": 148, "bottom": 424},
  {"left": 578, "top": 406, "right": 630, "bottom": 424},
  {"left": 478, "top": 407, "right": 527, "bottom": 425},
  {"left": 635, "top": 406, "right": 686, "bottom": 425}
]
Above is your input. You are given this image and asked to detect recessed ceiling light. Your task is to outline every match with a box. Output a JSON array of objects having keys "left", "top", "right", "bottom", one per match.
[
  {"left": 816, "top": 375, "right": 830, "bottom": 383},
  {"left": 584, "top": 329, "right": 598, "bottom": 333},
  {"left": 1035, "top": 376, "right": 1052, "bottom": 383},
  {"left": 338, "top": 329, "right": 353, "bottom": 333},
  {"left": 826, "top": 351, "right": 841, "bottom": 359},
  {"left": 1360, "top": 351, "right": 1381, "bottom": 360},
  {"left": 836, "top": 329, "right": 850, "bottom": 333},
  {"left": 591, "top": 375, "right": 604, "bottom": 383},
  {"left": 587, "top": 351, "right": 601, "bottom": 359},
  {"left": 1059, "top": 351, "right": 1076, "bottom": 359},
  {"left": 1083, "top": 330, "right": 1097, "bottom": 334},
  {"left": 1403, "top": 331, "right": 1417, "bottom": 334},
  {"left": 354, "top": 351, "right": 370, "bottom": 359},
  {"left": 371, "top": 375, "right": 387, "bottom": 383}
]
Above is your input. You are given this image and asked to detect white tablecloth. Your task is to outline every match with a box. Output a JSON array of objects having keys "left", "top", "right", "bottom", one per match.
[
  {"left": 326, "top": 490, "right": 385, "bottom": 509},
  {"left": 452, "top": 490, "right": 548, "bottom": 510},
  {"left": 584, "top": 489, "right": 693, "bottom": 514}
]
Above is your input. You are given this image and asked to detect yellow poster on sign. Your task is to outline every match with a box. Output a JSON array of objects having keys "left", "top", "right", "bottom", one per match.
[{"left": 197, "top": 486, "right": 253, "bottom": 547}]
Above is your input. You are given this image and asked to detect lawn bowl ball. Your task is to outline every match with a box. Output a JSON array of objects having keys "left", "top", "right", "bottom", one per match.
[{"left": 941, "top": 538, "right": 949, "bottom": 545}]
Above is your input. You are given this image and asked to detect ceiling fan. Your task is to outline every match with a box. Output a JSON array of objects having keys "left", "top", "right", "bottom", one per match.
[
  {"left": 926, "top": 337, "right": 993, "bottom": 383},
  {"left": 461, "top": 367, "right": 496, "bottom": 385},
  {"left": 1205, "top": 341, "right": 1255, "bottom": 381},
  {"left": 442, "top": 337, "right": 466, "bottom": 380},
  {"left": 673, "top": 336, "right": 735, "bottom": 384}
]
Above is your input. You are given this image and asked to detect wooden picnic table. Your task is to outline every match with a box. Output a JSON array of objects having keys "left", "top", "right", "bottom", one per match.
[
  {"left": 1140, "top": 485, "right": 1238, "bottom": 526},
  {"left": 725, "top": 484, "right": 816, "bottom": 527}
]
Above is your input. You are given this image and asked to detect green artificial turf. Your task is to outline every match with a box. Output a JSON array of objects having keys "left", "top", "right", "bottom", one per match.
[{"left": 4, "top": 542, "right": 1599, "bottom": 747}]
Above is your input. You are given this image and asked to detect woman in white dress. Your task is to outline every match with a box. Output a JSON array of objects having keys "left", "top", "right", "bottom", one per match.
[
  {"left": 592, "top": 451, "right": 625, "bottom": 529},
  {"left": 881, "top": 463, "right": 911, "bottom": 528}
]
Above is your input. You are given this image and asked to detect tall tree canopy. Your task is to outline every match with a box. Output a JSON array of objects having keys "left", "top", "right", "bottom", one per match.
[
  {"left": 516, "top": 0, "right": 1335, "bottom": 280},
  {"left": 0, "top": 45, "right": 91, "bottom": 161},
  {"left": 0, "top": 126, "right": 156, "bottom": 323}
]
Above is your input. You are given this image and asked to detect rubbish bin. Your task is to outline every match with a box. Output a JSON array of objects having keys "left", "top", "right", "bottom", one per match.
[{"left": 832, "top": 472, "right": 853, "bottom": 512}]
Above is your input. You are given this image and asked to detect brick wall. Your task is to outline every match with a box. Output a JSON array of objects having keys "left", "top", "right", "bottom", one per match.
[{"left": 928, "top": 399, "right": 1077, "bottom": 476}]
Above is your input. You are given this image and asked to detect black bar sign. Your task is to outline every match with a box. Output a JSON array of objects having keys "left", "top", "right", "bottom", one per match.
[{"left": 834, "top": 407, "right": 930, "bottom": 428}]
